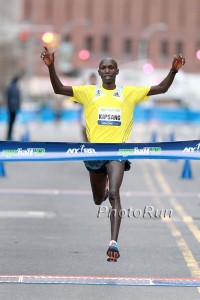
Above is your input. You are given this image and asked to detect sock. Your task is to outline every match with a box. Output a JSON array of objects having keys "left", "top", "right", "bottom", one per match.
[{"left": 109, "top": 240, "right": 118, "bottom": 247}]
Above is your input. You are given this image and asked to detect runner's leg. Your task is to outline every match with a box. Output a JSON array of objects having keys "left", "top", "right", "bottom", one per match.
[
  {"left": 89, "top": 170, "right": 108, "bottom": 205},
  {"left": 107, "top": 161, "right": 125, "bottom": 242}
]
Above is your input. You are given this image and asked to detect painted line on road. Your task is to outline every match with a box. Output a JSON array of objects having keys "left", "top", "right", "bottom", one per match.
[
  {"left": 152, "top": 161, "right": 200, "bottom": 243},
  {"left": 169, "top": 197, "right": 200, "bottom": 243},
  {"left": 150, "top": 161, "right": 200, "bottom": 294},
  {"left": 0, "top": 275, "right": 200, "bottom": 286},
  {"left": 0, "top": 211, "right": 55, "bottom": 218},
  {"left": 0, "top": 188, "right": 199, "bottom": 198}
]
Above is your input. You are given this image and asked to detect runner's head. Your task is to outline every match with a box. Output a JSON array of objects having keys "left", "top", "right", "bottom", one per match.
[{"left": 98, "top": 58, "right": 119, "bottom": 85}]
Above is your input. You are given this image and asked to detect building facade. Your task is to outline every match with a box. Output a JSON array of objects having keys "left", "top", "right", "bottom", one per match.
[{"left": 20, "top": 0, "right": 200, "bottom": 75}]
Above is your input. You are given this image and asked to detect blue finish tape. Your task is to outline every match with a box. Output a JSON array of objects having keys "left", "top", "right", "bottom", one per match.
[{"left": 0, "top": 140, "right": 200, "bottom": 162}]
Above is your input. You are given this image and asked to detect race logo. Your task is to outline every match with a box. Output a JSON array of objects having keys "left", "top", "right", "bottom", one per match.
[
  {"left": 66, "top": 144, "right": 96, "bottom": 155},
  {"left": 183, "top": 143, "right": 200, "bottom": 153},
  {"left": 2, "top": 148, "right": 45, "bottom": 156},
  {"left": 119, "top": 147, "right": 161, "bottom": 157}
]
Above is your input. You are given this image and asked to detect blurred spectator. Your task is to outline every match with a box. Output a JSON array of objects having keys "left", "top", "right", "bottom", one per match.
[
  {"left": 54, "top": 99, "right": 63, "bottom": 124},
  {"left": 6, "top": 75, "right": 21, "bottom": 140}
]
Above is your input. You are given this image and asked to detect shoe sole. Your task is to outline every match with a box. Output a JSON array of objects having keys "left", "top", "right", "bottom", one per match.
[
  {"left": 107, "top": 257, "right": 117, "bottom": 262},
  {"left": 106, "top": 246, "right": 120, "bottom": 262}
]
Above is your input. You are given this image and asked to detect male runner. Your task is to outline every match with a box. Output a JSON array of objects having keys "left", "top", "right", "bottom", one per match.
[{"left": 41, "top": 46, "right": 185, "bottom": 261}]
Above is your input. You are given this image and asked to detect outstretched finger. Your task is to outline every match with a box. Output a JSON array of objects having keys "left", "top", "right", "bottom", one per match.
[
  {"left": 43, "top": 45, "right": 49, "bottom": 52},
  {"left": 178, "top": 54, "right": 185, "bottom": 64}
]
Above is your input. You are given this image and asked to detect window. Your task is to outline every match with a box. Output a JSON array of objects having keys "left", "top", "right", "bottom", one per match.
[
  {"left": 196, "top": 40, "right": 200, "bottom": 49},
  {"left": 176, "top": 41, "right": 184, "bottom": 55},
  {"left": 85, "top": 36, "right": 94, "bottom": 51},
  {"left": 65, "top": 0, "right": 73, "bottom": 22},
  {"left": 124, "top": 38, "right": 132, "bottom": 58},
  {"left": 178, "top": 0, "right": 186, "bottom": 27},
  {"left": 160, "top": 40, "right": 169, "bottom": 60},
  {"left": 161, "top": 0, "right": 169, "bottom": 24},
  {"left": 143, "top": 0, "right": 150, "bottom": 26},
  {"left": 123, "top": 0, "right": 132, "bottom": 29},
  {"left": 102, "top": 36, "right": 109, "bottom": 54},
  {"left": 85, "top": 0, "right": 93, "bottom": 23},
  {"left": 105, "top": 0, "right": 112, "bottom": 25},
  {"left": 45, "top": 0, "right": 53, "bottom": 22},
  {"left": 24, "top": 0, "right": 32, "bottom": 21}
]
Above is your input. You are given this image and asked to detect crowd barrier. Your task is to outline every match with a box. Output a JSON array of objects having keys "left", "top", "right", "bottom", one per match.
[{"left": 1, "top": 106, "right": 200, "bottom": 123}]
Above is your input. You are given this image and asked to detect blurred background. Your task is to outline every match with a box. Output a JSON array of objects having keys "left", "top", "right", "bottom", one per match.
[{"left": 0, "top": 0, "right": 200, "bottom": 141}]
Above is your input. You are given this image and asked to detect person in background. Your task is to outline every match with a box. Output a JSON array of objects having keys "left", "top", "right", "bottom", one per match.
[
  {"left": 6, "top": 75, "right": 21, "bottom": 140},
  {"left": 41, "top": 45, "right": 185, "bottom": 262}
]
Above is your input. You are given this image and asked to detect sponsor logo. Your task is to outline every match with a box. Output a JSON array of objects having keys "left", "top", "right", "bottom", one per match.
[
  {"left": 1, "top": 148, "right": 45, "bottom": 156},
  {"left": 119, "top": 147, "right": 161, "bottom": 157},
  {"left": 66, "top": 144, "right": 96, "bottom": 155},
  {"left": 96, "top": 89, "right": 101, "bottom": 96},
  {"left": 183, "top": 143, "right": 200, "bottom": 153},
  {"left": 113, "top": 92, "right": 120, "bottom": 97}
]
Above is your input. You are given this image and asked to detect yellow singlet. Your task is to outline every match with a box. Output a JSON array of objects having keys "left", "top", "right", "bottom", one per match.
[{"left": 71, "top": 85, "right": 150, "bottom": 143}]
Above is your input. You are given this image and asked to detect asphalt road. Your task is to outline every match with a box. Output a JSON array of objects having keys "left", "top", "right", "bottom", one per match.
[{"left": 0, "top": 121, "right": 200, "bottom": 300}]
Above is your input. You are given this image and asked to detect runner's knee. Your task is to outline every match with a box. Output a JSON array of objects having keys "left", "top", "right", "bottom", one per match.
[
  {"left": 109, "top": 189, "right": 121, "bottom": 207},
  {"left": 93, "top": 196, "right": 103, "bottom": 205}
]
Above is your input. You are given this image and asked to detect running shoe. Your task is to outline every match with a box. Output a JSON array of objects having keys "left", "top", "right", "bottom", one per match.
[
  {"left": 106, "top": 240, "right": 120, "bottom": 262},
  {"left": 103, "top": 176, "right": 109, "bottom": 202}
]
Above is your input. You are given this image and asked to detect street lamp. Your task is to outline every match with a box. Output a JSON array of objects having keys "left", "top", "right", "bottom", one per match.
[{"left": 138, "top": 22, "right": 168, "bottom": 60}]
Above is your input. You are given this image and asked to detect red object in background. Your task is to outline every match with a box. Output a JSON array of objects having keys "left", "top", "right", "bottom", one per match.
[
  {"left": 78, "top": 49, "right": 90, "bottom": 60},
  {"left": 143, "top": 63, "right": 154, "bottom": 74},
  {"left": 196, "top": 49, "right": 200, "bottom": 60},
  {"left": 19, "top": 31, "right": 31, "bottom": 41}
]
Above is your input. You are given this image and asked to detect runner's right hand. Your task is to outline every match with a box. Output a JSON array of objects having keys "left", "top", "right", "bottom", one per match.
[{"left": 40, "top": 46, "right": 54, "bottom": 67}]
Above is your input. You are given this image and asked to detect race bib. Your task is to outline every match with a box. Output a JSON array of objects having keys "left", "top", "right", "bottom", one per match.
[{"left": 98, "top": 107, "right": 122, "bottom": 126}]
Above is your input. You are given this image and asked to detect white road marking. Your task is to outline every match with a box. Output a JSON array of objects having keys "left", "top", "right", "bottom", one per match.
[{"left": 0, "top": 211, "right": 55, "bottom": 218}]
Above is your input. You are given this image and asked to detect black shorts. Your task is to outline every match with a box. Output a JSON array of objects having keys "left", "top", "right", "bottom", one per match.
[{"left": 83, "top": 160, "right": 131, "bottom": 173}]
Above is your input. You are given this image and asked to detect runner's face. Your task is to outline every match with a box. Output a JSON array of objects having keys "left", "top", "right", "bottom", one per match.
[{"left": 98, "top": 59, "right": 119, "bottom": 84}]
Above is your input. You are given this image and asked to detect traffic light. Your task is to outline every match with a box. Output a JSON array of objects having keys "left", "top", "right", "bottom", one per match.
[
  {"left": 19, "top": 31, "right": 31, "bottom": 41},
  {"left": 41, "top": 32, "right": 60, "bottom": 48},
  {"left": 78, "top": 49, "right": 90, "bottom": 60},
  {"left": 42, "top": 32, "right": 54, "bottom": 43},
  {"left": 196, "top": 49, "right": 200, "bottom": 60},
  {"left": 143, "top": 63, "right": 154, "bottom": 73}
]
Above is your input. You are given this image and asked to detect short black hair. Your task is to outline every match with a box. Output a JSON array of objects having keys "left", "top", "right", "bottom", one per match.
[{"left": 99, "top": 58, "right": 118, "bottom": 69}]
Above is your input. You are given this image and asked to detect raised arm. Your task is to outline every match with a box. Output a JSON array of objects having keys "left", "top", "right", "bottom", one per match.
[
  {"left": 147, "top": 54, "right": 185, "bottom": 96},
  {"left": 40, "top": 46, "right": 73, "bottom": 96}
]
